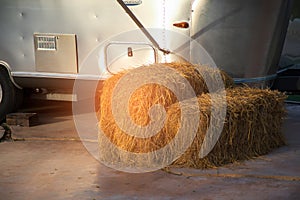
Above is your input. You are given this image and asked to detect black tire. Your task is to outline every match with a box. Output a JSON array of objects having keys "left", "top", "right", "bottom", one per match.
[{"left": 0, "top": 67, "right": 22, "bottom": 122}]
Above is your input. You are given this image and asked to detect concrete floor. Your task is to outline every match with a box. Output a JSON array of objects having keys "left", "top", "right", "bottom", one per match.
[{"left": 0, "top": 100, "right": 299, "bottom": 200}]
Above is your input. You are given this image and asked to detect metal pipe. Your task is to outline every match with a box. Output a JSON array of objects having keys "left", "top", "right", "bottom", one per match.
[{"left": 116, "top": 0, "right": 171, "bottom": 54}]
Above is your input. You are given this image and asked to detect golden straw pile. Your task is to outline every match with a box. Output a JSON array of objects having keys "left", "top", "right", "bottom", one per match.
[
  {"left": 98, "top": 62, "right": 233, "bottom": 152},
  {"left": 97, "top": 62, "right": 286, "bottom": 169},
  {"left": 97, "top": 62, "right": 233, "bottom": 121},
  {"left": 170, "top": 87, "right": 286, "bottom": 169}
]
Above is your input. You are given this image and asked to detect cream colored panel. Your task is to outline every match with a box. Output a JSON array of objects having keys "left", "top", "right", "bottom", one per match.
[{"left": 34, "top": 33, "right": 78, "bottom": 73}]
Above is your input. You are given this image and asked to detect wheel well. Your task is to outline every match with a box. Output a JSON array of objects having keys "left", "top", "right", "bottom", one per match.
[{"left": 0, "top": 61, "right": 22, "bottom": 89}]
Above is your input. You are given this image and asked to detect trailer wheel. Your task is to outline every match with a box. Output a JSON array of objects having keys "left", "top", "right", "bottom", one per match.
[{"left": 0, "top": 67, "right": 22, "bottom": 122}]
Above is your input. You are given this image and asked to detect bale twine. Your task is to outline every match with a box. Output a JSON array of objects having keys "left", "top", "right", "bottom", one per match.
[{"left": 170, "top": 87, "right": 287, "bottom": 169}]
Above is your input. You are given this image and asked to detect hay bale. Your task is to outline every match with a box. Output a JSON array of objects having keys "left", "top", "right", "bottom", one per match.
[
  {"left": 96, "top": 62, "right": 234, "bottom": 116},
  {"left": 163, "top": 62, "right": 234, "bottom": 91},
  {"left": 170, "top": 87, "right": 287, "bottom": 169},
  {"left": 97, "top": 62, "right": 235, "bottom": 170},
  {"left": 98, "top": 62, "right": 286, "bottom": 170},
  {"left": 98, "top": 62, "right": 234, "bottom": 154},
  {"left": 98, "top": 63, "right": 285, "bottom": 168}
]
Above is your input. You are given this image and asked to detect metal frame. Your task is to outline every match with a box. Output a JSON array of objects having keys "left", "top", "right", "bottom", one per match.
[{"left": 104, "top": 41, "right": 158, "bottom": 74}]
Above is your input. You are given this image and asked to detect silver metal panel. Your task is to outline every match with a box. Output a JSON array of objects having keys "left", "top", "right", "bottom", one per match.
[
  {"left": 0, "top": 0, "right": 191, "bottom": 74},
  {"left": 191, "top": 0, "right": 292, "bottom": 79},
  {"left": 34, "top": 33, "right": 78, "bottom": 73},
  {"left": 0, "top": 0, "right": 137, "bottom": 74},
  {"left": 0, "top": 0, "right": 291, "bottom": 89}
]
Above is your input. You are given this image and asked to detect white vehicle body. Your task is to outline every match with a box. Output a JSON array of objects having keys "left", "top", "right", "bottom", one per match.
[
  {"left": 0, "top": 0, "right": 193, "bottom": 91},
  {"left": 0, "top": 0, "right": 293, "bottom": 118}
]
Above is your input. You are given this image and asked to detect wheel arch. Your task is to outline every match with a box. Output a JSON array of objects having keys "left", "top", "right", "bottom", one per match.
[{"left": 0, "top": 60, "right": 22, "bottom": 89}]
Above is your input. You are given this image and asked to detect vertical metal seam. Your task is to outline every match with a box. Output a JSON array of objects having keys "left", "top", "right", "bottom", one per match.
[{"left": 163, "top": 0, "right": 166, "bottom": 62}]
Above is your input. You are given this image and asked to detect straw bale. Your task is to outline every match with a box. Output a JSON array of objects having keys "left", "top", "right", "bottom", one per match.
[
  {"left": 170, "top": 87, "right": 287, "bottom": 168},
  {"left": 96, "top": 62, "right": 234, "bottom": 117},
  {"left": 98, "top": 62, "right": 234, "bottom": 153},
  {"left": 97, "top": 62, "right": 286, "bottom": 169}
]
